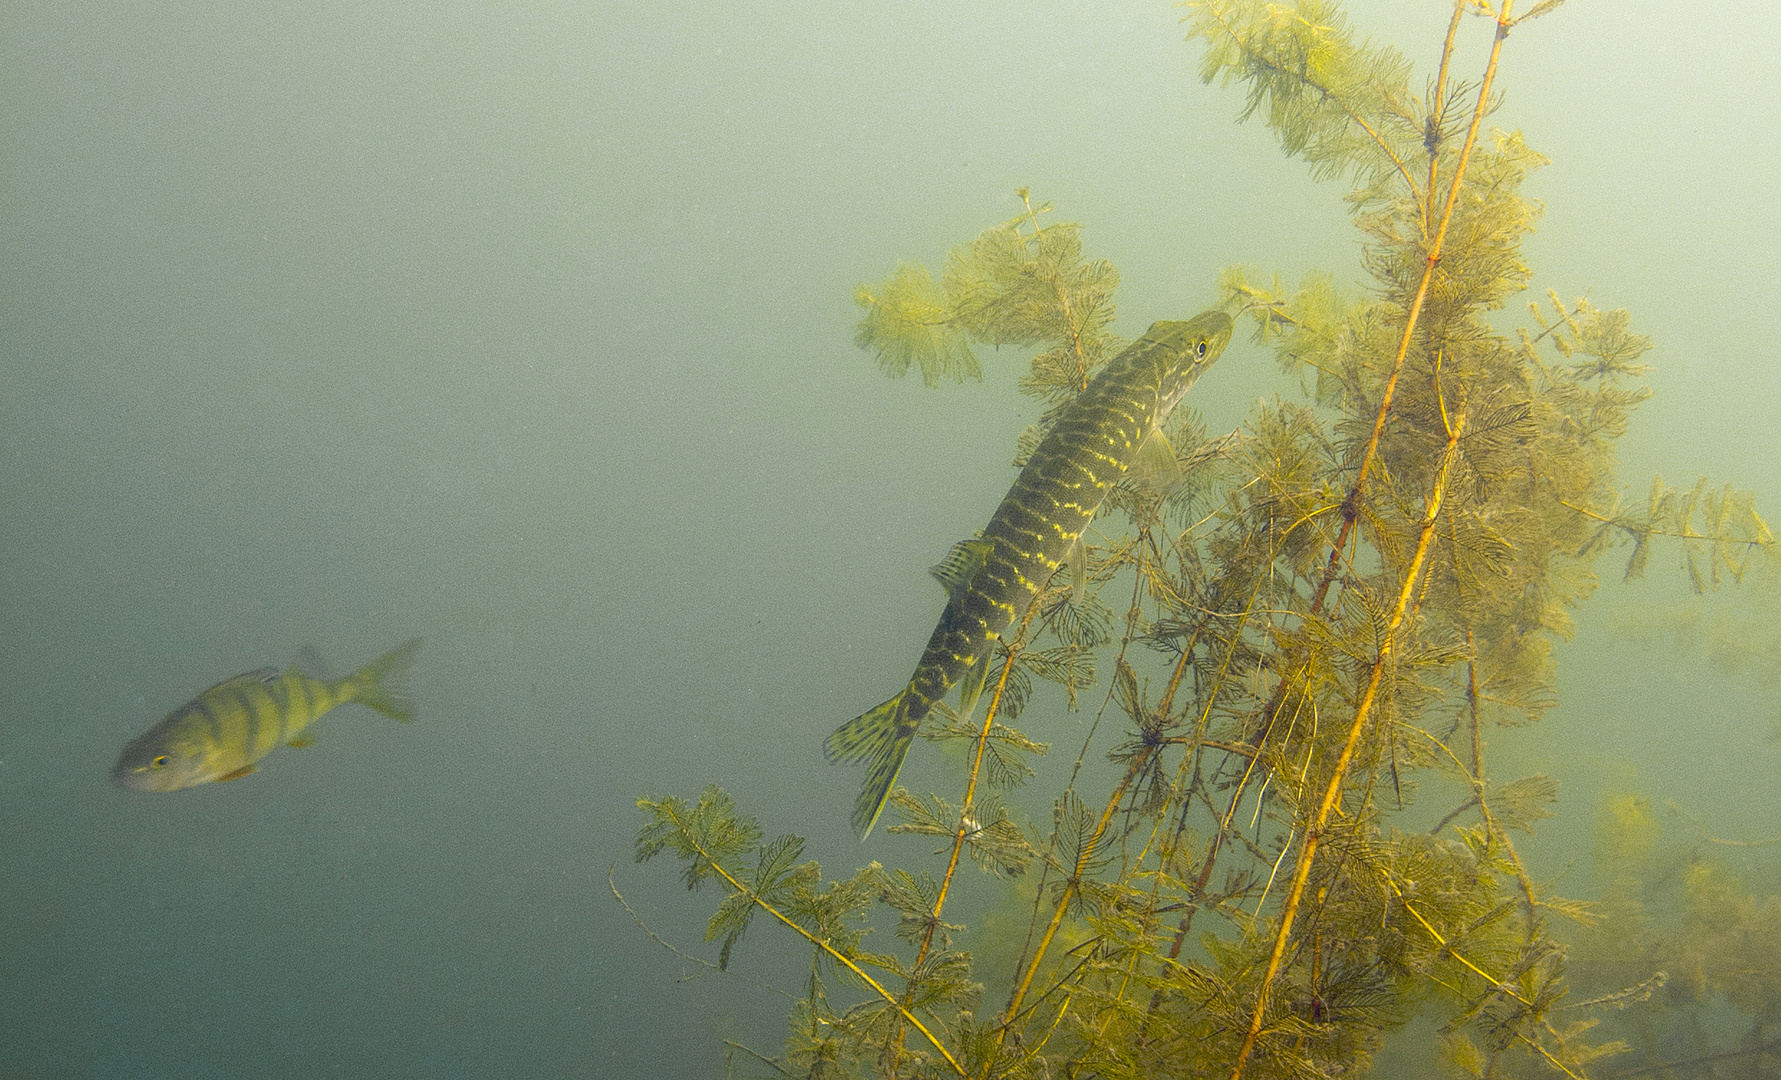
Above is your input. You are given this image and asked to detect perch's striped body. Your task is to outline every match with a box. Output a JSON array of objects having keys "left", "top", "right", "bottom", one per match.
[
  {"left": 826, "top": 312, "right": 1232, "bottom": 836},
  {"left": 112, "top": 639, "right": 419, "bottom": 792}
]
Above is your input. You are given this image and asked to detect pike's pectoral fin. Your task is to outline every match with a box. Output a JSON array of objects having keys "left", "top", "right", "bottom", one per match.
[
  {"left": 1130, "top": 427, "right": 1182, "bottom": 496},
  {"left": 216, "top": 765, "right": 258, "bottom": 782},
  {"left": 930, "top": 538, "right": 994, "bottom": 596},
  {"left": 956, "top": 654, "right": 991, "bottom": 721},
  {"left": 1068, "top": 537, "right": 1087, "bottom": 606},
  {"left": 825, "top": 691, "right": 917, "bottom": 839}
]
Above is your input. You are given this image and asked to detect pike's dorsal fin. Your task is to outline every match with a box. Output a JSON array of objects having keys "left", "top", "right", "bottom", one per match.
[
  {"left": 1129, "top": 427, "right": 1182, "bottom": 496},
  {"left": 930, "top": 538, "right": 995, "bottom": 596}
]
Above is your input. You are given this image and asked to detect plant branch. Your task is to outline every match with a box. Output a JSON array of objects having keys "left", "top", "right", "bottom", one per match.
[
  {"left": 1228, "top": 401, "right": 1469, "bottom": 1080},
  {"left": 662, "top": 806, "right": 968, "bottom": 1078}
]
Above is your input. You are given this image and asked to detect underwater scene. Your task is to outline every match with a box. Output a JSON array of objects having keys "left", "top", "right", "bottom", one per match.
[{"left": 5, "top": 1, "right": 1781, "bottom": 1077}]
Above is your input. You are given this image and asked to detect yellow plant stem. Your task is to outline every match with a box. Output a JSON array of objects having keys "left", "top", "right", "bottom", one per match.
[
  {"left": 1148, "top": 575, "right": 1279, "bottom": 1006},
  {"left": 663, "top": 810, "right": 968, "bottom": 1078},
  {"left": 995, "top": 527, "right": 1171, "bottom": 1057},
  {"left": 994, "top": 750, "right": 1148, "bottom": 1077},
  {"left": 977, "top": 536, "right": 1162, "bottom": 1074},
  {"left": 1228, "top": 405, "right": 1468, "bottom": 1080},
  {"left": 1386, "top": 876, "right": 1584, "bottom": 1080},
  {"left": 892, "top": 599, "right": 1044, "bottom": 1077},
  {"left": 1307, "top": 0, "right": 1515, "bottom": 619},
  {"left": 1550, "top": 490, "right": 1776, "bottom": 549},
  {"left": 919, "top": 643, "right": 1020, "bottom": 962},
  {"left": 1224, "top": 7, "right": 1518, "bottom": 1072},
  {"left": 1466, "top": 627, "right": 1483, "bottom": 782},
  {"left": 1422, "top": 2, "right": 1466, "bottom": 240}
]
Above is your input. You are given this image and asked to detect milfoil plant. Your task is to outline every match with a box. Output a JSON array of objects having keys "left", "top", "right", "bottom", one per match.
[{"left": 629, "top": 2, "right": 1775, "bottom": 1077}]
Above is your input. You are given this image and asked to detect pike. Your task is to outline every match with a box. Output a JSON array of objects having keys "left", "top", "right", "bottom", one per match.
[{"left": 826, "top": 311, "right": 1232, "bottom": 837}]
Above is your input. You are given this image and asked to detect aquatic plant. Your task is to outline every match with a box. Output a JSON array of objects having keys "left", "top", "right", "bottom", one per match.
[
  {"left": 632, "top": 2, "right": 1773, "bottom": 1076},
  {"left": 1565, "top": 785, "right": 1781, "bottom": 1079}
]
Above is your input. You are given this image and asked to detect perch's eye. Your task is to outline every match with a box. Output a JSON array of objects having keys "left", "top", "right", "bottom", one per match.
[{"left": 151, "top": 755, "right": 169, "bottom": 769}]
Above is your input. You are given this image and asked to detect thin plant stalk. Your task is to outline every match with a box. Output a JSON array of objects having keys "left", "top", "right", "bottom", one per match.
[
  {"left": 1227, "top": 7, "right": 1522, "bottom": 1072},
  {"left": 658, "top": 804, "right": 969, "bottom": 1078},
  {"left": 1228, "top": 402, "right": 1469, "bottom": 1080},
  {"left": 1311, "top": 0, "right": 1515, "bottom": 608},
  {"left": 888, "top": 604, "right": 1044, "bottom": 1076}
]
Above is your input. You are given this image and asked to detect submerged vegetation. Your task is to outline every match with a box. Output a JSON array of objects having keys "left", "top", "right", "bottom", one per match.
[
  {"left": 1563, "top": 778, "right": 1781, "bottom": 1079},
  {"left": 632, "top": 2, "right": 1775, "bottom": 1077}
]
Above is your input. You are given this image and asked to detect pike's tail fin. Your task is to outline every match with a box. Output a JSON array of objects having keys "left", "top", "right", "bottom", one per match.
[{"left": 825, "top": 691, "right": 915, "bottom": 839}]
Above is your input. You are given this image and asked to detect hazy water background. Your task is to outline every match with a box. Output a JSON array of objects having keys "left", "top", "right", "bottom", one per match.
[{"left": 4, "top": 1, "right": 1777, "bottom": 1075}]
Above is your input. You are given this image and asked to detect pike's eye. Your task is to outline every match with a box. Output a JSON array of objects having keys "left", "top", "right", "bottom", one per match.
[
  {"left": 1196, "top": 341, "right": 1208, "bottom": 357},
  {"left": 150, "top": 755, "right": 170, "bottom": 769}
]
